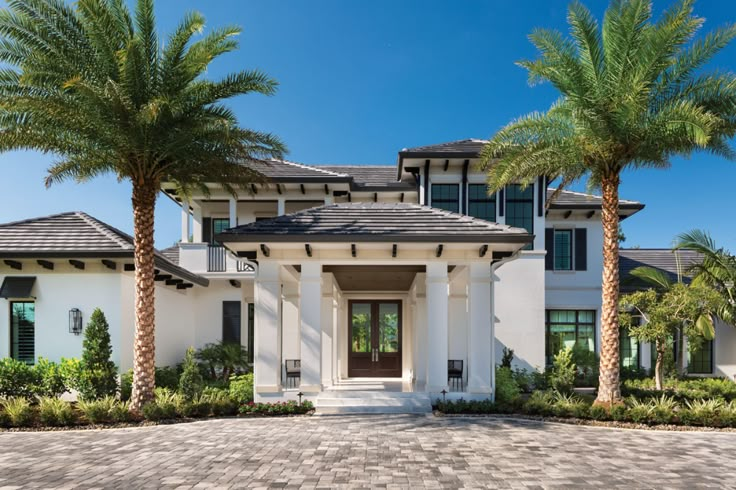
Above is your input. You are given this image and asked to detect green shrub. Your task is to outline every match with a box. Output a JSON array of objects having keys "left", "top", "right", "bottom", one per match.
[
  {"left": 38, "top": 397, "right": 75, "bottom": 426},
  {"left": 59, "top": 357, "right": 84, "bottom": 394},
  {"left": 1, "top": 397, "right": 33, "bottom": 427},
  {"left": 197, "top": 342, "right": 249, "bottom": 383},
  {"left": 589, "top": 404, "right": 609, "bottom": 421},
  {"left": 626, "top": 398, "right": 652, "bottom": 423},
  {"left": 120, "top": 370, "right": 133, "bottom": 401},
  {"left": 141, "top": 402, "right": 166, "bottom": 421},
  {"left": 511, "top": 369, "right": 537, "bottom": 393},
  {"left": 108, "top": 400, "right": 132, "bottom": 423},
  {"left": 610, "top": 404, "right": 627, "bottom": 421},
  {"left": 501, "top": 348, "right": 514, "bottom": 368},
  {"left": 495, "top": 366, "right": 521, "bottom": 405},
  {"left": 0, "top": 407, "right": 9, "bottom": 427},
  {"left": 153, "top": 387, "right": 181, "bottom": 419},
  {"left": 551, "top": 392, "right": 587, "bottom": 418},
  {"left": 648, "top": 395, "right": 677, "bottom": 425},
  {"left": 239, "top": 400, "right": 313, "bottom": 415},
  {"left": 155, "top": 366, "right": 181, "bottom": 391},
  {"left": 523, "top": 391, "right": 555, "bottom": 416},
  {"left": 179, "top": 397, "right": 211, "bottom": 418},
  {"left": 78, "top": 309, "right": 118, "bottom": 401},
  {"left": 201, "top": 387, "right": 237, "bottom": 416},
  {"left": 77, "top": 396, "right": 119, "bottom": 424},
  {"left": 179, "top": 347, "right": 205, "bottom": 400},
  {"left": 229, "top": 373, "right": 254, "bottom": 404},
  {"left": 33, "top": 358, "right": 67, "bottom": 397},
  {"left": 684, "top": 399, "right": 724, "bottom": 427},
  {"left": 0, "top": 358, "right": 37, "bottom": 398},
  {"left": 550, "top": 348, "right": 576, "bottom": 395}
]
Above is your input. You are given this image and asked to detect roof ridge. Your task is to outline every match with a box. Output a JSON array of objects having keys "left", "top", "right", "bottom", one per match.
[
  {"left": 275, "top": 159, "right": 349, "bottom": 177},
  {"left": 548, "top": 187, "right": 638, "bottom": 204},
  {"left": 76, "top": 212, "right": 134, "bottom": 250},
  {"left": 0, "top": 211, "right": 80, "bottom": 228}
]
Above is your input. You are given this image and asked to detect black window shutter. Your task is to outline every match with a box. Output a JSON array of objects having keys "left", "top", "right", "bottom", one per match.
[
  {"left": 575, "top": 228, "right": 587, "bottom": 271},
  {"left": 202, "top": 217, "right": 212, "bottom": 244},
  {"left": 545, "top": 228, "right": 554, "bottom": 270},
  {"left": 222, "top": 301, "right": 242, "bottom": 344}
]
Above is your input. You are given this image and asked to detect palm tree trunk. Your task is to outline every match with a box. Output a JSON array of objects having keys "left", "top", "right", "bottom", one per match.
[
  {"left": 595, "top": 172, "right": 623, "bottom": 406},
  {"left": 130, "top": 182, "right": 158, "bottom": 412}
]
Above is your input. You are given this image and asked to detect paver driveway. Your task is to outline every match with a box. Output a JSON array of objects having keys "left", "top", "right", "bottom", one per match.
[{"left": 1, "top": 414, "right": 735, "bottom": 489}]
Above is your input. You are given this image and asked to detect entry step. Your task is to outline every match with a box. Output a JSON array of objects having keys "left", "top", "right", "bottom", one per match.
[{"left": 315, "top": 391, "right": 433, "bottom": 414}]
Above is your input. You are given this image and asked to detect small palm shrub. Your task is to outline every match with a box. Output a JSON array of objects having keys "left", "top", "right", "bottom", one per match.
[
  {"left": 38, "top": 397, "right": 75, "bottom": 426},
  {"left": 77, "top": 396, "right": 120, "bottom": 424},
  {"left": 589, "top": 404, "right": 609, "bottom": 421},
  {"left": 179, "top": 347, "right": 204, "bottom": 401},
  {"left": 153, "top": 388, "right": 182, "bottom": 419},
  {"left": 552, "top": 392, "right": 588, "bottom": 418},
  {"left": 2, "top": 397, "right": 33, "bottom": 427},
  {"left": 523, "top": 391, "right": 555, "bottom": 416},
  {"left": 229, "top": 373, "right": 254, "bottom": 404},
  {"left": 626, "top": 398, "right": 652, "bottom": 424},
  {"left": 550, "top": 348, "right": 576, "bottom": 395},
  {"left": 681, "top": 399, "right": 725, "bottom": 427},
  {"left": 178, "top": 396, "right": 212, "bottom": 418},
  {"left": 197, "top": 342, "right": 249, "bottom": 383},
  {"left": 108, "top": 400, "right": 133, "bottom": 423},
  {"left": 202, "top": 387, "right": 237, "bottom": 416},
  {"left": 648, "top": 395, "right": 677, "bottom": 425}
]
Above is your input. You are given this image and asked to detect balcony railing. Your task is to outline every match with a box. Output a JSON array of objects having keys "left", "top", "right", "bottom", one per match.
[{"left": 207, "top": 245, "right": 254, "bottom": 273}]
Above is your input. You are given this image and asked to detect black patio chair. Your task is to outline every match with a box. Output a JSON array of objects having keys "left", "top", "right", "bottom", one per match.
[
  {"left": 285, "top": 359, "right": 301, "bottom": 389},
  {"left": 448, "top": 359, "right": 464, "bottom": 391}
]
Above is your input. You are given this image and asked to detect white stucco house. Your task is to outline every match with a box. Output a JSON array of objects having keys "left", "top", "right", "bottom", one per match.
[{"left": 0, "top": 138, "right": 731, "bottom": 410}]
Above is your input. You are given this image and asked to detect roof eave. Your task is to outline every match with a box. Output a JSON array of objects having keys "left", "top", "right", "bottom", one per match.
[{"left": 217, "top": 233, "right": 533, "bottom": 244}]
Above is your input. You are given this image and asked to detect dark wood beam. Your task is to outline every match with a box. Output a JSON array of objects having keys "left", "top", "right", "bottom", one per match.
[
  {"left": 392, "top": 244, "right": 397, "bottom": 258},
  {"left": 229, "top": 280, "right": 241, "bottom": 288},
  {"left": 251, "top": 183, "right": 258, "bottom": 194},
  {"left": 479, "top": 244, "right": 488, "bottom": 258},
  {"left": 305, "top": 244, "right": 312, "bottom": 257},
  {"left": 400, "top": 192, "right": 405, "bottom": 203},
  {"left": 37, "top": 260, "right": 54, "bottom": 270},
  {"left": 563, "top": 210, "right": 572, "bottom": 219},
  {"left": 351, "top": 244, "right": 357, "bottom": 258},
  {"left": 154, "top": 274, "right": 172, "bottom": 282},
  {"left": 300, "top": 183, "right": 306, "bottom": 195},
  {"left": 166, "top": 278, "right": 183, "bottom": 286},
  {"left": 276, "top": 184, "right": 282, "bottom": 195},
  {"left": 69, "top": 259, "right": 85, "bottom": 270},
  {"left": 101, "top": 259, "right": 116, "bottom": 270},
  {"left": 436, "top": 244, "right": 444, "bottom": 258},
  {"left": 177, "top": 283, "right": 193, "bottom": 290},
  {"left": 324, "top": 184, "right": 329, "bottom": 195},
  {"left": 373, "top": 192, "right": 377, "bottom": 202},
  {"left": 260, "top": 244, "right": 270, "bottom": 257},
  {"left": 586, "top": 210, "right": 595, "bottom": 219},
  {"left": 124, "top": 264, "right": 135, "bottom": 271},
  {"left": 4, "top": 260, "right": 21, "bottom": 270},
  {"left": 347, "top": 192, "right": 352, "bottom": 202},
  {"left": 443, "top": 159, "right": 449, "bottom": 171}
]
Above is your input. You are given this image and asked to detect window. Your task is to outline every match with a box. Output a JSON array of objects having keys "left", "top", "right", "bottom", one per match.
[
  {"left": 212, "top": 218, "right": 230, "bottom": 241},
  {"left": 431, "top": 184, "right": 459, "bottom": 213},
  {"left": 10, "top": 301, "right": 35, "bottom": 364},
  {"left": 689, "top": 340, "right": 713, "bottom": 374},
  {"left": 247, "top": 303, "right": 254, "bottom": 364},
  {"left": 222, "top": 301, "right": 242, "bottom": 344},
  {"left": 620, "top": 321, "right": 640, "bottom": 369},
  {"left": 468, "top": 184, "right": 496, "bottom": 221},
  {"left": 545, "top": 310, "right": 595, "bottom": 365},
  {"left": 554, "top": 229, "right": 573, "bottom": 270},
  {"left": 505, "top": 185, "right": 534, "bottom": 248}
]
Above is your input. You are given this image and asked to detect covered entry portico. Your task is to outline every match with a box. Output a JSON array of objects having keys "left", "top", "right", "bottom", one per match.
[{"left": 218, "top": 203, "right": 531, "bottom": 403}]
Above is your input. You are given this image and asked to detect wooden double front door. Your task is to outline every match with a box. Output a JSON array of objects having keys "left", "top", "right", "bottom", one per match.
[{"left": 348, "top": 300, "right": 402, "bottom": 377}]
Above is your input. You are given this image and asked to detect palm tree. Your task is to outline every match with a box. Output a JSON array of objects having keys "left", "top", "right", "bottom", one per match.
[
  {"left": 479, "top": 0, "right": 736, "bottom": 405},
  {"left": 0, "top": 0, "right": 285, "bottom": 411},
  {"left": 676, "top": 230, "right": 736, "bottom": 324}
]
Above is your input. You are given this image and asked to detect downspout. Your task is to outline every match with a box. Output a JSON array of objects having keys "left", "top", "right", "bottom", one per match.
[{"left": 489, "top": 248, "right": 525, "bottom": 400}]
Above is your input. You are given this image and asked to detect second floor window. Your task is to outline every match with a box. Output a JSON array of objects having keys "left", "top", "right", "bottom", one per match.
[
  {"left": 431, "top": 184, "right": 459, "bottom": 213},
  {"left": 553, "top": 229, "right": 573, "bottom": 270},
  {"left": 211, "top": 218, "right": 230, "bottom": 244},
  {"left": 505, "top": 183, "right": 534, "bottom": 235},
  {"left": 468, "top": 184, "right": 496, "bottom": 221}
]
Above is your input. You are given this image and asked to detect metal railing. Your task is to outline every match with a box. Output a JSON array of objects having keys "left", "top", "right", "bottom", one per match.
[{"left": 207, "top": 245, "right": 226, "bottom": 272}]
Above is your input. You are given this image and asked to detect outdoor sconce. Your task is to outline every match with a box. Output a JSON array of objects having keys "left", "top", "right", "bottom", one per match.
[{"left": 69, "top": 308, "right": 83, "bottom": 335}]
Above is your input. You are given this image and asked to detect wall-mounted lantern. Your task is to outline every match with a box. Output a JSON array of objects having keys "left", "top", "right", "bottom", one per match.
[{"left": 69, "top": 308, "right": 83, "bottom": 335}]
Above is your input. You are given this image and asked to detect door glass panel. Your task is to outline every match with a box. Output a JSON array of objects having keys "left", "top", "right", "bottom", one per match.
[
  {"left": 378, "top": 303, "right": 399, "bottom": 353},
  {"left": 11, "top": 302, "right": 35, "bottom": 364},
  {"left": 351, "top": 303, "right": 371, "bottom": 353}
]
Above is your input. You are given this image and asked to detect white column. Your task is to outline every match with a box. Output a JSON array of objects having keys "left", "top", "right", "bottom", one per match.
[
  {"left": 180, "top": 200, "right": 190, "bottom": 243},
  {"left": 321, "top": 274, "right": 335, "bottom": 387},
  {"left": 277, "top": 198, "right": 286, "bottom": 216},
  {"left": 425, "top": 262, "right": 449, "bottom": 393},
  {"left": 300, "top": 262, "right": 322, "bottom": 392},
  {"left": 229, "top": 198, "right": 237, "bottom": 228},
  {"left": 468, "top": 262, "right": 493, "bottom": 394},
  {"left": 254, "top": 261, "right": 282, "bottom": 396},
  {"left": 192, "top": 204, "right": 203, "bottom": 243}
]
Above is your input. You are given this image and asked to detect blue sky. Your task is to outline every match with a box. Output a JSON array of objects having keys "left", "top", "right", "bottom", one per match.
[{"left": 2, "top": 0, "right": 736, "bottom": 250}]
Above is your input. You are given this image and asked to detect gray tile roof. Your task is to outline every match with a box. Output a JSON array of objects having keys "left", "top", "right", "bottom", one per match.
[
  {"left": 218, "top": 202, "right": 532, "bottom": 243},
  {"left": 247, "top": 159, "right": 350, "bottom": 182},
  {"left": 160, "top": 245, "right": 180, "bottom": 265},
  {"left": 319, "top": 165, "right": 416, "bottom": 191},
  {"left": 0, "top": 212, "right": 207, "bottom": 286},
  {"left": 547, "top": 188, "right": 643, "bottom": 210},
  {"left": 619, "top": 248, "right": 702, "bottom": 293},
  {"left": 399, "top": 139, "right": 489, "bottom": 157}
]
